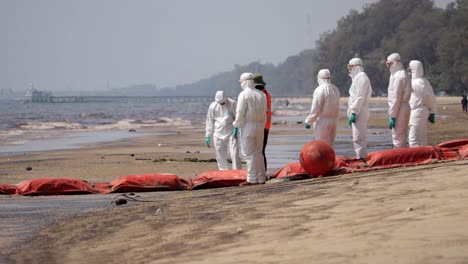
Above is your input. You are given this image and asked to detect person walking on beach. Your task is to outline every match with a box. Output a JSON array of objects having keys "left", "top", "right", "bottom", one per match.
[
  {"left": 407, "top": 60, "right": 437, "bottom": 147},
  {"left": 305, "top": 69, "right": 341, "bottom": 147},
  {"left": 253, "top": 73, "right": 271, "bottom": 171},
  {"left": 347, "top": 58, "right": 372, "bottom": 159},
  {"left": 462, "top": 95, "right": 468, "bottom": 113},
  {"left": 386, "top": 53, "right": 412, "bottom": 148},
  {"left": 233, "top": 73, "right": 267, "bottom": 185},
  {"left": 205, "top": 90, "right": 242, "bottom": 170}
]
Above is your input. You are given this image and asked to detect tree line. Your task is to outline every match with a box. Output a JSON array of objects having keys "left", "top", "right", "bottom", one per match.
[{"left": 157, "top": 0, "right": 466, "bottom": 97}]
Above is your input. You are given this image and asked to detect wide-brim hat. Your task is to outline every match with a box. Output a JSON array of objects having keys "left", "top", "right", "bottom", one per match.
[{"left": 253, "top": 73, "right": 266, "bottom": 86}]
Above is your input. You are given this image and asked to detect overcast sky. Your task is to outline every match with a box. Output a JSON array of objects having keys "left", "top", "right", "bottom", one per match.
[{"left": 0, "top": 0, "right": 454, "bottom": 91}]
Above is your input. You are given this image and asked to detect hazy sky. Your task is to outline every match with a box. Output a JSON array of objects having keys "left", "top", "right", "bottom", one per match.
[{"left": 0, "top": 0, "right": 454, "bottom": 91}]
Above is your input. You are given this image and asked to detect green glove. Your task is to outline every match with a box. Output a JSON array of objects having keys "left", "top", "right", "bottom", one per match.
[
  {"left": 205, "top": 136, "right": 210, "bottom": 147},
  {"left": 428, "top": 113, "right": 435, "bottom": 123},
  {"left": 305, "top": 124, "right": 311, "bottom": 129},
  {"left": 389, "top": 117, "right": 396, "bottom": 129},
  {"left": 233, "top": 127, "right": 238, "bottom": 138},
  {"left": 348, "top": 113, "right": 357, "bottom": 126}
]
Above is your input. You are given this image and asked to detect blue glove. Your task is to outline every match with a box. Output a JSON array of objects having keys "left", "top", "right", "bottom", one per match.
[
  {"left": 389, "top": 117, "right": 395, "bottom": 129},
  {"left": 348, "top": 113, "right": 357, "bottom": 126},
  {"left": 305, "top": 124, "right": 311, "bottom": 129},
  {"left": 233, "top": 127, "right": 238, "bottom": 138},
  {"left": 205, "top": 137, "right": 210, "bottom": 147},
  {"left": 428, "top": 113, "right": 435, "bottom": 124}
]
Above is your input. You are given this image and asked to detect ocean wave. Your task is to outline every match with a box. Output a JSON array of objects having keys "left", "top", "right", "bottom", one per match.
[
  {"left": 0, "top": 117, "right": 192, "bottom": 149},
  {"left": 18, "top": 121, "right": 87, "bottom": 130}
]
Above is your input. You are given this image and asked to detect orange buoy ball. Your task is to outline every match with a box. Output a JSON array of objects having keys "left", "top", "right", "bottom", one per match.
[{"left": 299, "top": 140, "right": 335, "bottom": 176}]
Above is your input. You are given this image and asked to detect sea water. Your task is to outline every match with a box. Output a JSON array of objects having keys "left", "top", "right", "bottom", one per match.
[
  {"left": 0, "top": 98, "right": 392, "bottom": 165},
  {"left": 0, "top": 100, "right": 209, "bottom": 154}
]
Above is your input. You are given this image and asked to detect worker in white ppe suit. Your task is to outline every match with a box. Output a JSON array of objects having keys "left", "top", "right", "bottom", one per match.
[
  {"left": 408, "top": 60, "right": 437, "bottom": 147},
  {"left": 233, "top": 73, "right": 267, "bottom": 185},
  {"left": 205, "top": 90, "right": 242, "bottom": 170},
  {"left": 386, "top": 53, "right": 412, "bottom": 148},
  {"left": 347, "top": 58, "right": 373, "bottom": 159},
  {"left": 305, "top": 69, "right": 341, "bottom": 147}
]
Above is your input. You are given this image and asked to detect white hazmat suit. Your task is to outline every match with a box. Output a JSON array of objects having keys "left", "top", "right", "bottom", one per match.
[
  {"left": 205, "top": 91, "right": 242, "bottom": 170},
  {"left": 408, "top": 60, "right": 437, "bottom": 147},
  {"left": 233, "top": 73, "right": 267, "bottom": 184},
  {"left": 347, "top": 58, "right": 373, "bottom": 159},
  {"left": 387, "top": 53, "right": 412, "bottom": 148},
  {"left": 305, "top": 69, "right": 341, "bottom": 146}
]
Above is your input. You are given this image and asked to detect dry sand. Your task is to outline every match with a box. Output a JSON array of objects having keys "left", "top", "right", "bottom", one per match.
[{"left": 1, "top": 97, "right": 468, "bottom": 264}]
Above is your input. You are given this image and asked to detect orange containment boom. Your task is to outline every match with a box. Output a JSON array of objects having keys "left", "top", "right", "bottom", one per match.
[{"left": 1, "top": 139, "right": 467, "bottom": 195}]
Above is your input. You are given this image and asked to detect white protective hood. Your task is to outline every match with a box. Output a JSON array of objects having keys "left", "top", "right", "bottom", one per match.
[
  {"left": 348, "top": 58, "right": 364, "bottom": 79},
  {"left": 240, "top": 72, "right": 255, "bottom": 90},
  {"left": 215, "top": 90, "right": 227, "bottom": 104},
  {"left": 317, "top": 69, "right": 331, "bottom": 86},
  {"left": 409, "top": 60, "right": 424, "bottom": 79},
  {"left": 387, "top": 53, "right": 404, "bottom": 75}
]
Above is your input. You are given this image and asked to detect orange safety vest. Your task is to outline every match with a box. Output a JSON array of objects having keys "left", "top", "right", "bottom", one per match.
[{"left": 262, "top": 89, "right": 272, "bottom": 130}]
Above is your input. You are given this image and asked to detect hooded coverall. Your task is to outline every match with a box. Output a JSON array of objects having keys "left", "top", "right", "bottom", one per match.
[
  {"left": 205, "top": 91, "right": 242, "bottom": 170},
  {"left": 408, "top": 60, "right": 437, "bottom": 147},
  {"left": 233, "top": 73, "right": 267, "bottom": 184},
  {"left": 347, "top": 58, "right": 373, "bottom": 159},
  {"left": 387, "top": 53, "right": 412, "bottom": 148},
  {"left": 305, "top": 69, "right": 341, "bottom": 146}
]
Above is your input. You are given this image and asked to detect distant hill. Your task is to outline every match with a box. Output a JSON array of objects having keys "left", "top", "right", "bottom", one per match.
[
  {"left": 110, "top": 84, "right": 160, "bottom": 96},
  {"left": 151, "top": 0, "right": 466, "bottom": 97}
]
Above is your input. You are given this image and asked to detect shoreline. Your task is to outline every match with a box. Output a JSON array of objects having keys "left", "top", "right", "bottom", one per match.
[{"left": 1, "top": 96, "right": 467, "bottom": 263}]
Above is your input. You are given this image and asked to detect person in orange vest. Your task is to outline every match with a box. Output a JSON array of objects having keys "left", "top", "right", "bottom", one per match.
[{"left": 253, "top": 73, "right": 271, "bottom": 171}]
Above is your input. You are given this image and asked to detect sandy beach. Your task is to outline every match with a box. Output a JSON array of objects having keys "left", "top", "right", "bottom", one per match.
[{"left": 1, "top": 97, "right": 468, "bottom": 263}]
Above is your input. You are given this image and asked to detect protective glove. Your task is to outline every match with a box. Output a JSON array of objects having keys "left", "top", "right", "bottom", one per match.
[
  {"left": 428, "top": 113, "right": 435, "bottom": 123},
  {"left": 348, "top": 113, "right": 357, "bottom": 126},
  {"left": 389, "top": 117, "right": 396, "bottom": 129},
  {"left": 305, "top": 124, "right": 311, "bottom": 129},
  {"left": 205, "top": 137, "right": 211, "bottom": 147},
  {"left": 233, "top": 127, "right": 238, "bottom": 138}
]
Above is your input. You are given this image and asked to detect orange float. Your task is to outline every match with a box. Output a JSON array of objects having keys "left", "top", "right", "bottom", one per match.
[{"left": 299, "top": 140, "right": 336, "bottom": 176}]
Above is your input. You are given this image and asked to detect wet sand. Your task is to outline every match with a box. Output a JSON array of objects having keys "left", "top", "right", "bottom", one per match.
[{"left": 1, "top": 97, "right": 468, "bottom": 263}]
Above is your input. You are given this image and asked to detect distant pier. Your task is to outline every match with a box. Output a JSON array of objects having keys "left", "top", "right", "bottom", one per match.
[{"left": 24, "top": 90, "right": 211, "bottom": 103}]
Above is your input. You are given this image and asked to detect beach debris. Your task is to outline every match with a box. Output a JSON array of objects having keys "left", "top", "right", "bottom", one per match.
[
  {"left": 158, "top": 143, "right": 168, "bottom": 147},
  {"left": 26, "top": 166, "right": 32, "bottom": 171},
  {"left": 236, "top": 227, "right": 243, "bottom": 233},
  {"left": 128, "top": 129, "right": 136, "bottom": 132},
  {"left": 110, "top": 192, "right": 147, "bottom": 206},
  {"left": 186, "top": 151, "right": 191, "bottom": 153},
  {"left": 135, "top": 158, "right": 151, "bottom": 161},
  {"left": 155, "top": 208, "right": 164, "bottom": 215},
  {"left": 267, "top": 174, "right": 310, "bottom": 183},
  {"left": 406, "top": 207, "right": 414, "bottom": 212},
  {"left": 296, "top": 121, "right": 303, "bottom": 124},
  {"left": 194, "top": 151, "right": 200, "bottom": 154},
  {"left": 114, "top": 199, "right": 127, "bottom": 205},
  {"left": 184, "top": 157, "right": 198, "bottom": 162},
  {"left": 351, "top": 179, "right": 359, "bottom": 185},
  {"left": 130, "top": 153, "right": 135, "bottom": 157}
]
